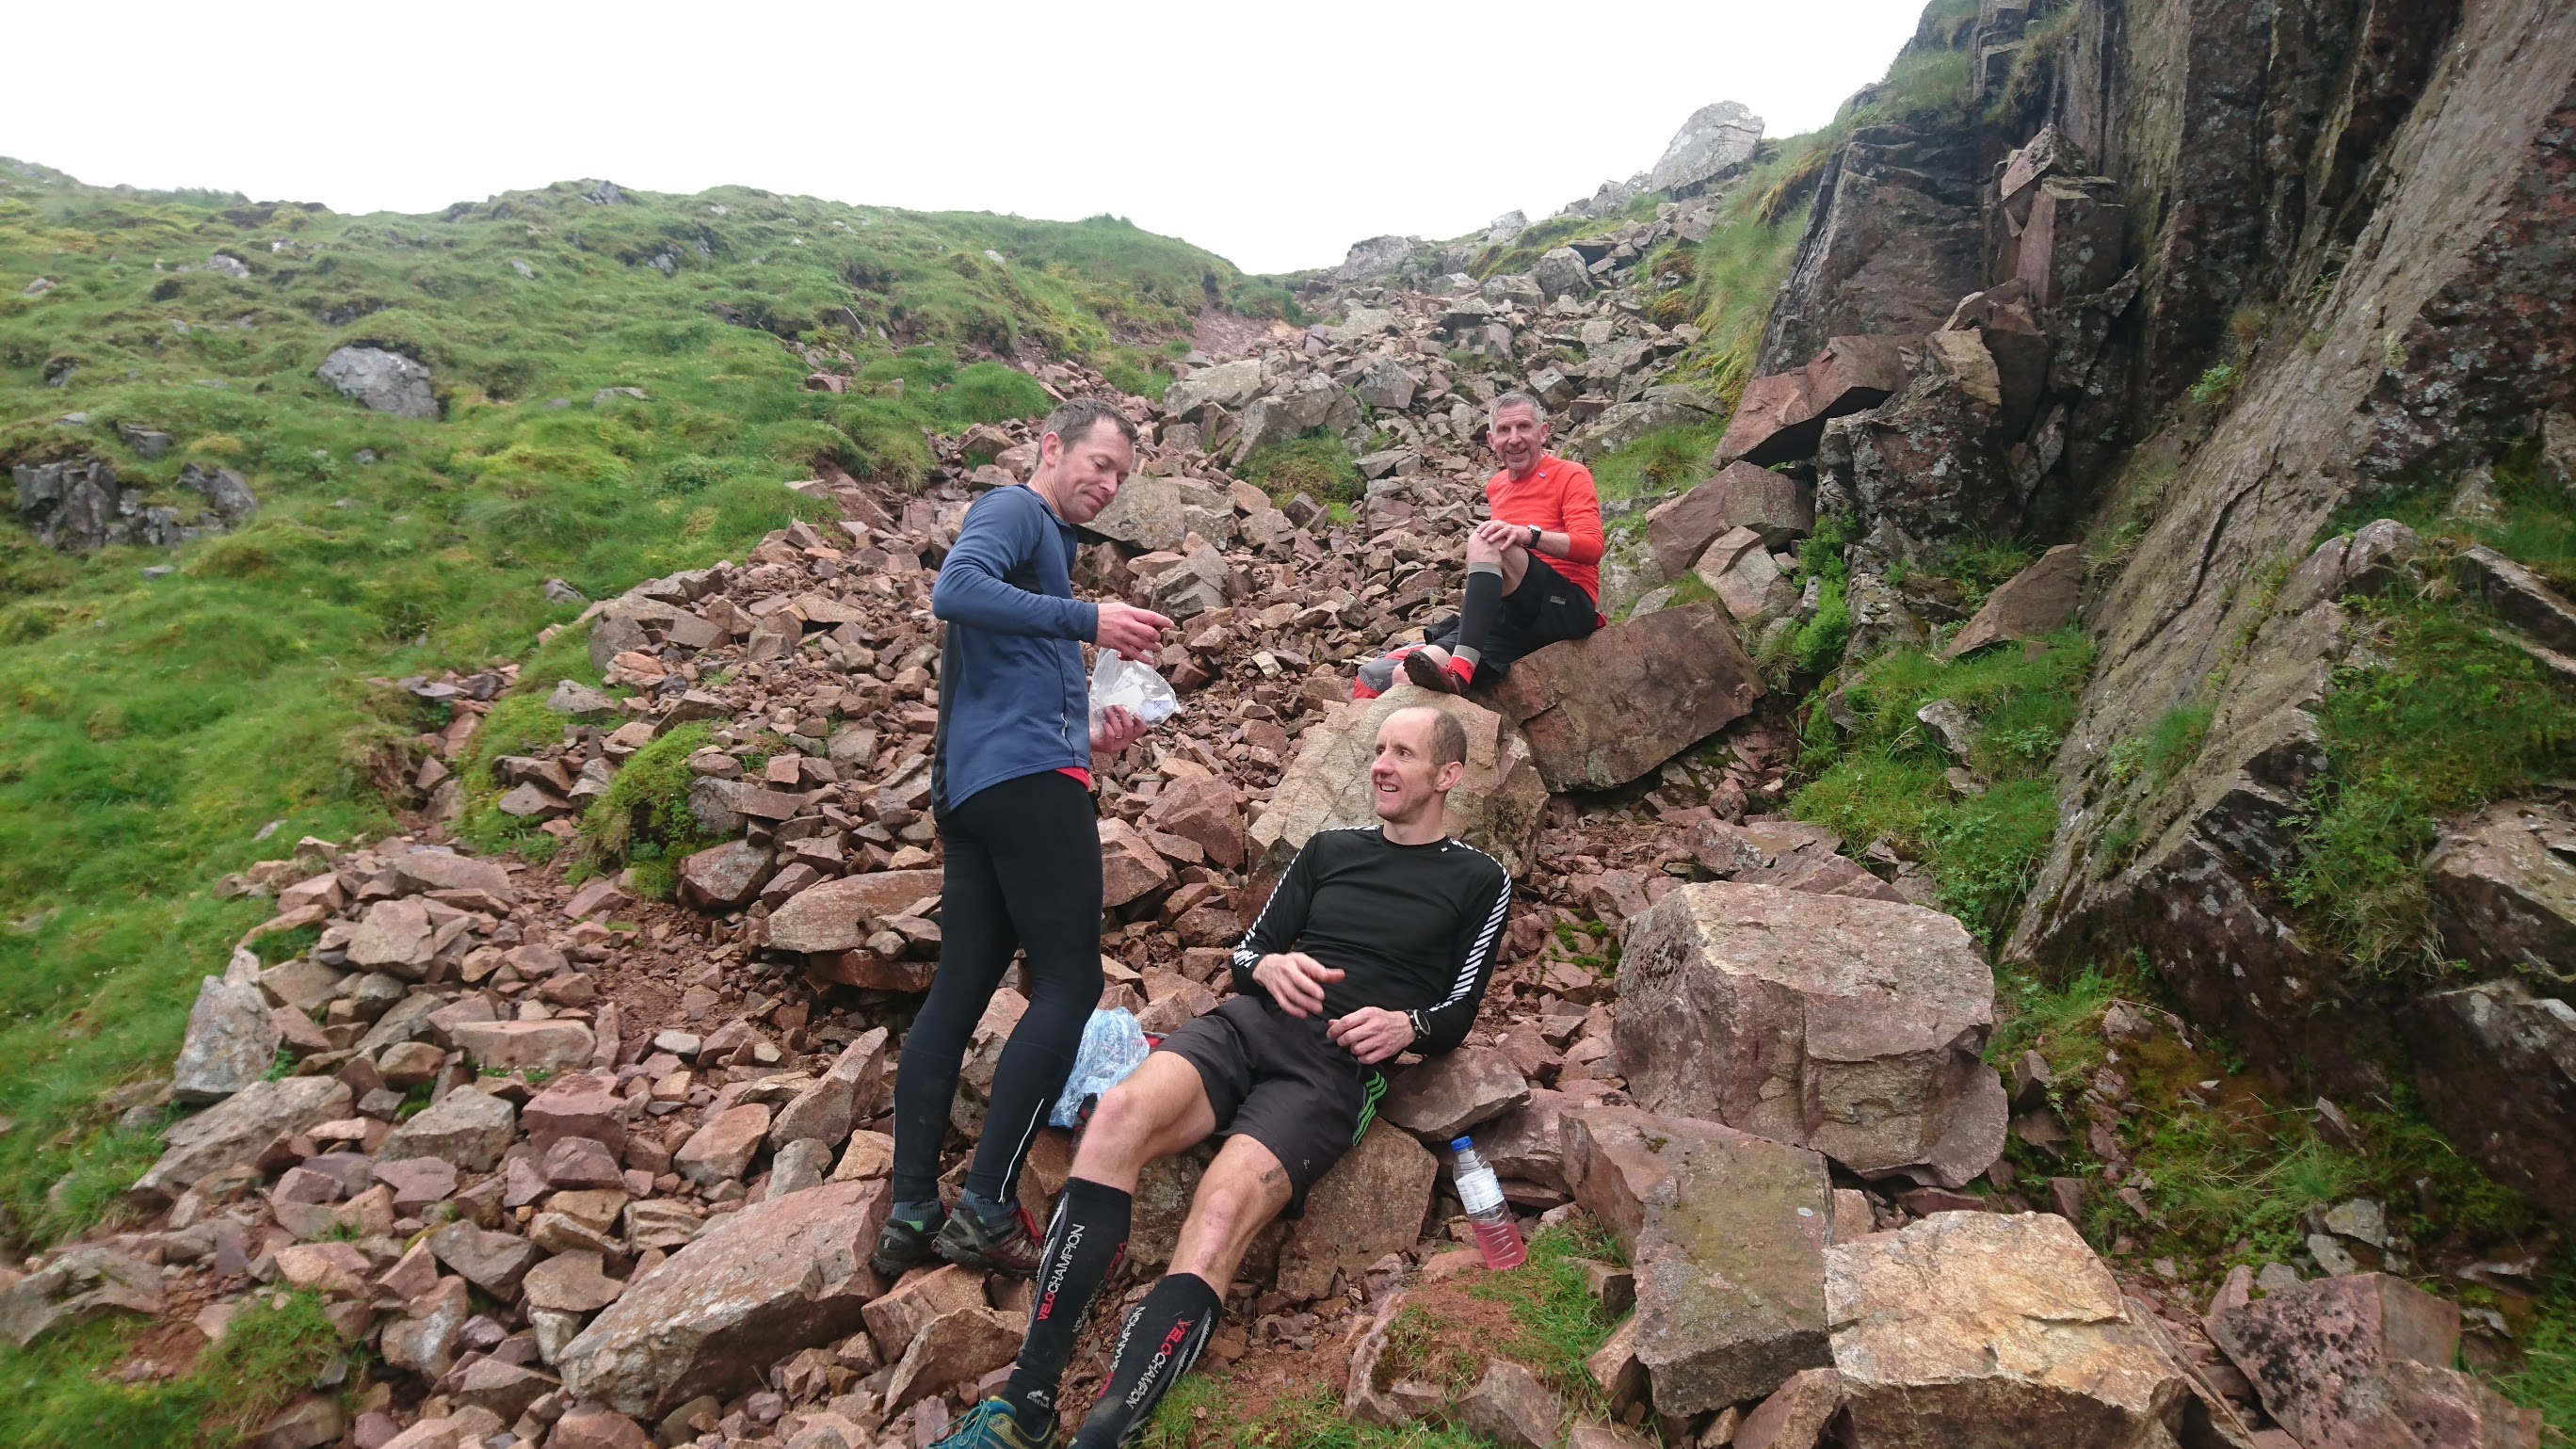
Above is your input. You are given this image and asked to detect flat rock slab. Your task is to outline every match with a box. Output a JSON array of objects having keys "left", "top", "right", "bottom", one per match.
[
  {"left": 1489, "top": 604, "right": 1762, "bottom": 793},
  {"left": 136, "top": 1075, "right": 352, "bottom": 1201},
  {"left": 1562, "top": 1104, "right": 1834, "bottom": 1412},
  {"left": 763, "top": 869, "right": 942, "bottom": 955},
  {"left": 1644, "top": 462, "right": 1814, "bottom": 577},
  {"left": 452, "top": 1019, "right": 595, "bottom": 1073},
  {"left": 557, "top": 1180, "right": 889, "bottom": 1418},
  {"left": 391, "top": 847, "right": 515, "bottom": 903},
  {"left": 1616, "top": 883, "right": 2004, "bottom": 1187},
  {"left": 1827, "top": 1212, "right": 2234, "bottom": 1448},
  {"left": 1250, "top": 686, "right": 1544, "bottom": 891},
  {"left": 1382, "top": 1047, "right": 1529, "bottom": 1142},
  {"left": 2211, "top": 1271, "right": 2539, "bottom": 1449},
  {"left": 380, "top": 1087, "right": 518, "bottom": 1172},
  {"left": 1945, "top": 544, "right": 2082, "bottom": 659}
]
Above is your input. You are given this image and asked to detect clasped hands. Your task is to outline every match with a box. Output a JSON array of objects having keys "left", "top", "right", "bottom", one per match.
[{"left": 1252, "top": 951, "right": 1416, "bottom": 1065}]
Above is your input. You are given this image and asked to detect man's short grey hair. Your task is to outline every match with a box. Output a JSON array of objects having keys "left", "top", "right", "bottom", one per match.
[
  {"left": 1041, "top": 396, "right": 1139, "bottom": 451},
  {"left": 1489, "top": 391, "right": 1546, "bottom": 426}
]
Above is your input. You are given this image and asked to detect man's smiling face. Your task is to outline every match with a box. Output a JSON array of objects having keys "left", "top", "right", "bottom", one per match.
[
  {"left": 1487, "top": 401, "right": 1547, "bottom": 475},
  {"left": 1369, "top": 708, "right": 1451, "bottom": 826},
  {"left": 1040, "top": 417, "right": 1134, "bottom": 524}
]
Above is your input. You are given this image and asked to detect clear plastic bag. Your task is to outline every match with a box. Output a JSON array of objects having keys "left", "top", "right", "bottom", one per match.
[
  {"left": 1049, "top": 1007, "right": 1153, "bottom": 1127},
  {"left": 1088, "top": 652, "right": 1180, "bottom": 732}
]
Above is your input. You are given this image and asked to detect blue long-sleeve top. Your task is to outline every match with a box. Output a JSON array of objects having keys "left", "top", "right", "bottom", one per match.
[{"left": 929, "top": 485, "right": 1101, "bottom": 813}]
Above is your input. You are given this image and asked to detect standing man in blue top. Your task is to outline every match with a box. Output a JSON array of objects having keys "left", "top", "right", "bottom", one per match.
[{"left": 876, "top": 397, "right": 1174, "bottom": 1278}]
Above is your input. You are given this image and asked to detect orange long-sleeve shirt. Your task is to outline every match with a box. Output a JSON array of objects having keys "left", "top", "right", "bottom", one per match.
[{"left": 1485, "top": 454, "right": 1605, "bottom": 603}]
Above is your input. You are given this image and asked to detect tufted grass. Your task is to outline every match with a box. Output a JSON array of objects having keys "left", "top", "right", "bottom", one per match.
[
  {"left": 0, "top": 1289, "right": 347, "bottom": 1448},
  {"left": 1790, "top": 627, "right": 2093, "bottom": 946}
]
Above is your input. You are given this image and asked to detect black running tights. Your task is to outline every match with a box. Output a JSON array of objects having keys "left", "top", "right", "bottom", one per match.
[{"left": 890, "top": 768, "right": 1105, "bottom": 1208}]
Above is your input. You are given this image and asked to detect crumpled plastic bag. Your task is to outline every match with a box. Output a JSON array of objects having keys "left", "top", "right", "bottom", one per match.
[
  {"left": 1049, "top": 1007, "right": 1153, "bottom": 1127},
  {"left": 1088, "top": 652, "right": 1180, "bottom": 732}
]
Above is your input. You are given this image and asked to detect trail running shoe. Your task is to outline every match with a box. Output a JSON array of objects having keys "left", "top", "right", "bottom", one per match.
[
  {"left": 934, "top": 1397, "right": 1056, "bottom": 1449},
  {"left": 1402, "top": 650, "right": 1468, "bottom": 694},
  {"left": 871, "top": 1199, "right": 946, "bottom": 1278},
  {"left": 936, "top": 1198, "right": 1045, "bottom": 1275}
]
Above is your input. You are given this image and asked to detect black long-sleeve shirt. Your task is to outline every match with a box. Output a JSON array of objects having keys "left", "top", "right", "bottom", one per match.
[{"left": 1229, "top": 826, "right": 1511, "bottom": 1055}]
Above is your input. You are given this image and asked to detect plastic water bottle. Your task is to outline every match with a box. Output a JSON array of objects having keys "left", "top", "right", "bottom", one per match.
[{"left": 1450, "top": 1136, "right": 1527, "bottom": 1270}]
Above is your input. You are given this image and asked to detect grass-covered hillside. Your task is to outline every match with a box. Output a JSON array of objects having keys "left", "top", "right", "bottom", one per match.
[{"left": 0, "top": 158, "right": 1268, "bottom": 1245}]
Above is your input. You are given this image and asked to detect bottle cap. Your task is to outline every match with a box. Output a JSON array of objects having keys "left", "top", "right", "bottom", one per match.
[{"left": 1450, "top": 1137, "right": 1472, "bottom": 1151}]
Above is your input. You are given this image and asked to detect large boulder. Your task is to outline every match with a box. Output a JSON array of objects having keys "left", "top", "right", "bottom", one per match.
[
  {"left": 1232, "top": 375, "right": 1362, "bottom": 462},
  {"left": 1944, "top": 544, "right": 2084, "bottom": 659},
  {"left": 1381, "top": 1048, "right": 1529, "bottom": 1142},
  {"left": 2401, "top": 977, "right": 2576, "bottom": 1223},
  {"left": 1615, "top": 884, "right": 2005, "bottom": 1187},
  {"left": 391, "top": 847, "right": 516, "bottom": 902},
  {"left": 556, "top": 1180, "right": 889, "bottom": 1418},
  {"left": 676, "top": 841, "right": 772, "bottom": 912},
  {"left": 1082, "top": 475, "right": 1237, "bottom": 554},
  {"left": 771, "top": 1027, "right": 890, "bottom": 1149},
  {"left": 0, "top": 1247, "right": 161, "bottom": 1348},
  {"left": 1274, "top": 1121, "right": 1438, "bottom": 1300},
  {"left": 1715, "top": 337, "right": 1913, "bottom": 470},
  {"left": 1248, "top": 684, "right": 1544, "bottom": 890},
  {"left": 1644, "top": 464, "right": 1816, "bottom": 578},
  {"left": 1142, "top": 774, "right": 1246, "bottom": 871},
  {"left": 316, "top": 346, "right": 438, "bottom": 420},
  {"left": 1837, "top": 351, "right": 2019, "bottom": 545},
  {"left": 1488, "top": 605, "right": 1762, "bottom": 793},
  {"left": 2423, "top": 797, "right": 2576, "bottom": 984},
  {"left": 763, "top": 869, "right": 942, "bottom": 955},
  {"left": 1534, "top": 248, "right": 1593, "bottom": 302},
  {"left": 1161, "top": 359, "right": 1265, "bottom": 419},
  {"left": 1562, "top": 1105, "right": 1833, "bottom": 1413},
  {"left": 134, "top": 1076, "right": 352, "bottom": 1202},
  {"left": 169, "top": 974, "right": 282, "bottom": 1103},
  {"left": 1648, "top": 101, "right": 1765, "bottom": 196},
  {"left": 2210, "top": 1273, "right": 2539, "bottom": 1449},
  {"left": 379, "top": 1086, "right": 517, "bottom": 1171},
  {"left": 1332, "top": 235, "right": 1422, "bottom": 285},
  {"left": 1827, "top": 1212, "right": 2250, "bottom": 1448}
]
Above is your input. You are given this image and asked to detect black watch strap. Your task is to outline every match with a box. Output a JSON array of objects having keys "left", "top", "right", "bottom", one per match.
[
  {"left": 1406, "top": 1009, "right": 1431, "bottom": 1043},
  {"left": 1526, "top": 523, "right": 1542, "bottom": 550}
]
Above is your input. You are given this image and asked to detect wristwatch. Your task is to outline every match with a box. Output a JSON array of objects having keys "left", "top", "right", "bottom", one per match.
[
  {"left": 1405, "top": 1009, "right": 1431, "bottom": 1043},
  {"left": 1525, "top": 523, "right": 1542, "bottom": 551}
]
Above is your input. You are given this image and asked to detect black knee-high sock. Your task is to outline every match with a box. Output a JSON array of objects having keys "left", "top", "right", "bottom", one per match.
[
  {"left": 1070, "top": 1273, "right": 1222, "bottom": 1448},
  {"left": 1003, "top": 1177, "right": 1132, "bottom": 1430},
  {"left": 1453, "top": 563, "right": 1505, "bottom": 671}
]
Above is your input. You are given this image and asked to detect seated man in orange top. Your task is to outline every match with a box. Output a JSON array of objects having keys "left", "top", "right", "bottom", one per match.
[{"left": 1386, "top": 391, "right": 1604, "bottom": 694}]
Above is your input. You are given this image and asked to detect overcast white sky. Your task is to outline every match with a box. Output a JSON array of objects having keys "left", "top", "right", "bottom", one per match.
[{"left": 5, "top": 1, "right": 1928, "bottom": 275}]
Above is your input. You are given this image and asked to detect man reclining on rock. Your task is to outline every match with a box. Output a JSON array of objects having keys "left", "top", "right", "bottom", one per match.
[
  {"left": 935, "top": 704, "right": 1511, "bottom": 1449},
  {"left": 1354, "top": 391, "right": 1606, "bottom": 699}
]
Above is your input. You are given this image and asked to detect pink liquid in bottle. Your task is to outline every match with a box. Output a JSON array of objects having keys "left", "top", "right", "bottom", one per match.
[{"left": 1451, "top": 1136, "right": 1528, "bottom": 1270}]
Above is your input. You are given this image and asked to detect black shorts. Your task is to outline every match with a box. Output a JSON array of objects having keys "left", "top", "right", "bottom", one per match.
[
  {"left": 1427, "top": 554, "right": 1601, "bottom": 675},
  {"left": 1155, "top": 995, "right": 1388, "bottom": 1217}
]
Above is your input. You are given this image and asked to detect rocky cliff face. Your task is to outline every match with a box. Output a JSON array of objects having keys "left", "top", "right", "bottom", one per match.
[
  {"left": 1729, "top": 0, "right": 2576, "bottom": 1208},
  {"left": 2008, "top": 0, "right": 2576, "bottom": 1091}
]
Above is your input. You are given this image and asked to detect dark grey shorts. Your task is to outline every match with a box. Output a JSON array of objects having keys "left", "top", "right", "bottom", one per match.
[{"left": 1154, "top": 994, "right": 1388, "bottom": 1216}]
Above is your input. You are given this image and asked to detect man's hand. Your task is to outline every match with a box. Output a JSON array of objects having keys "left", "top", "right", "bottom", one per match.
[
  {"left": 1472, "top": 519, "right": 1524, "bottom": 552},
  {"left": 1327, "top": 1007, "right": 1416, "bottom": 1066},
  {"left": 1251, "top": 952, "right": 1343, "bottom": 1018},
  {"left": 1091, "top": 704, "right": 1149, "bottom": 757},
  {"left": 1096, "top": 600, "right": 1174, "bottom": 661}
]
